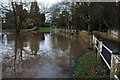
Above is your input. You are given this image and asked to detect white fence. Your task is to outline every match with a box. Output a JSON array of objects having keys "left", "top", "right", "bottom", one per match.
[{"left": 93, "top": 35, "right": 120, "bottom": 79}]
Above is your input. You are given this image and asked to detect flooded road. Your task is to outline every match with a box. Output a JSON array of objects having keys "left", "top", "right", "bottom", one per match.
[{"left": 1, "top": 32, "right": 87, "bottom": 78}]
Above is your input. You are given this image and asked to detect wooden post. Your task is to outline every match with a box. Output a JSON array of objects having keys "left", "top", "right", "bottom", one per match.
[
  {"left": 110, "top": 49, "right": 120, "bottom": 79},
  {"left": 93, "top": 35, "right": 95, "bottom": 44},
  {"left": 75, "top": 30, "right": 76, "bottom": 34},
  {"left": 93, "top": 36, "right": 98, "bottom": 57},
  {"left": 97, "top": 40, "right": 102, "bottom": 59},
  {"left": 68, "top": 29, "right": 70, "bottom": 33},
  {"left": 66, "top": 29, "right": 68, "bottom": 33},
  {"left": 72, "top": 30, "right": 74, "bottom": 33},
  {"left": 90, "top": 35, "right": 92, "bottom": 46},
  {"left": 63, "top": 29, "right": 65, "bottom": 32},
  {"left": 93, "top": 36, "right": 96, "bottom": 49},
  {"left": 94, "top": 37, "right": 97, "bottom": 47},
  {"left": 65, "top": 29, "right": 66, "bottom": 32},
  {"left": 70, "top": 29, "right": 71, "bottom": 33}
]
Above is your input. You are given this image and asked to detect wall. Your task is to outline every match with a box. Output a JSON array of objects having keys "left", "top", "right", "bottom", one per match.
[
  {"left": 92, "top": 30, "right": 120, "bottom": 42},
  {"left": 79, "top": 30, "right": 91, "bottom": 44},
  {"left": 107, "top": 29, "right": 120, "bottom": 42}
]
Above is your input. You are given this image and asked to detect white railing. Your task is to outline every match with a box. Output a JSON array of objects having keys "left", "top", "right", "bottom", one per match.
[{"left": 93, "top": 35, "right": 120, "bottom": 79}]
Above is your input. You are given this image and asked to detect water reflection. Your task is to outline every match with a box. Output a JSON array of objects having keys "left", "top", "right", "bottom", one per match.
[
  {"left": 2, "top": 32, "right": 87, "bottom": 78},
  {"left": 2, "top": 33, "right": 8, "bottom": 45}
]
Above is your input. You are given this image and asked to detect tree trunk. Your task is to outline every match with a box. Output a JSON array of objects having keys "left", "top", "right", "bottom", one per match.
[{"left": 11, "top": 2, "right": 20, "bottom": 35}]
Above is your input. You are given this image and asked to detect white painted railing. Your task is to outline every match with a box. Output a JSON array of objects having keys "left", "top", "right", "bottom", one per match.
[{"left": 93, "top": 35, "right": 120, "bottom": 79}]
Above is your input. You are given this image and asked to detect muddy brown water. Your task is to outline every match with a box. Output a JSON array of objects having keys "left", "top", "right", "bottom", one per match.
[{"left": 1, "top": 32, "right": 88, "bottom": 78}]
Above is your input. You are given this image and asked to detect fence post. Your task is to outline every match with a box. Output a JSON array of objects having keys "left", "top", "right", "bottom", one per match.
[
  {"left": 89, "top": 35, "right": 92, "bottom": 46},
  {"left": 97, "top": 40, "right": 102, "bottom": 59},
  {"left": 68, "top": 29, "right": 70, "bottom": 33},
  {"left": 72, "top": 30, "right": 74, "bottom": 33},
  {"left": 93, "top": 36, "right": 98, "bottom": 57},
  {"left": 93, "top": 36, "right": 97, "bottom": 47},
  {"left": 94, "top": 36, "right": 96, "bottom": 45},
  {"left": 92, "top": 35, "right": 95, "bottom": 44},
  {"left": 110, "top": 49, "right": 120, "bottom": 79}
]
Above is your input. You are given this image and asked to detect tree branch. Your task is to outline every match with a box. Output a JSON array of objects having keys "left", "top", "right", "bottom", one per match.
[{"left": 0, "top": 4, "right": 12, "bottom": 12}]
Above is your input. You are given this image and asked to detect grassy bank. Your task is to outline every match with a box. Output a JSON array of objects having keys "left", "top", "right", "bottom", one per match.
[
  {"left": 37, "top": 27, "right": 51, "bottom": 32},
  {"left": 53, "top": 29, "right": 60, "bottom": 33},
  {"left": 37, "top": 27, "right": 61, "bottom": 33},
  {"left": 73, "top": 50, "right": 109, "bottom": 79}
]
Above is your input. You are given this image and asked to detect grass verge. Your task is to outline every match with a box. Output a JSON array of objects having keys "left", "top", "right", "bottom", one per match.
[{"left": 73, "top": 50, "right": 109, "bottom": 79}]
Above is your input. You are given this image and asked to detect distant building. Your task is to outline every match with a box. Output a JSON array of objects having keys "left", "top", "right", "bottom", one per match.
[{"left": 4, "top": 2, "right": 45, "bottom": 29}]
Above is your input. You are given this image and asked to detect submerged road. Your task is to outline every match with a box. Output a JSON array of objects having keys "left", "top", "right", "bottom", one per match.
[{"left": 2, "top": 32, "right": 88, "bottom": 78}]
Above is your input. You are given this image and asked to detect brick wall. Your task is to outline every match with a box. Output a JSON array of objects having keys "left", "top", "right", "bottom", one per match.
[
  {"left": 107, "top": 29, "right": 120, "bottom": 40},
  {"left": 92, "top": 30, "right": 120, "bottom": 42}
]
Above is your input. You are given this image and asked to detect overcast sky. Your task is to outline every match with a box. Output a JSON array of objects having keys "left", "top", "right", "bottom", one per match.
[
  {"left": 0, "top": 0, "right": 119, "bottom": 6},
  {"left": 0, "top": 0, "right": 61, "bottom": 6}
]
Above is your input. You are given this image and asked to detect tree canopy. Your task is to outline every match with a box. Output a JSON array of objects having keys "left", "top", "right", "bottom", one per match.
[{"left": 50, "top": 2, "right": 120, "bottom": 32}]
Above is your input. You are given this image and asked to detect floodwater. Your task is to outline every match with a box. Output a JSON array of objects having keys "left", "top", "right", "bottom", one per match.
[{"left": 1, "top": 31, "right": 88, "bottom": 78}]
